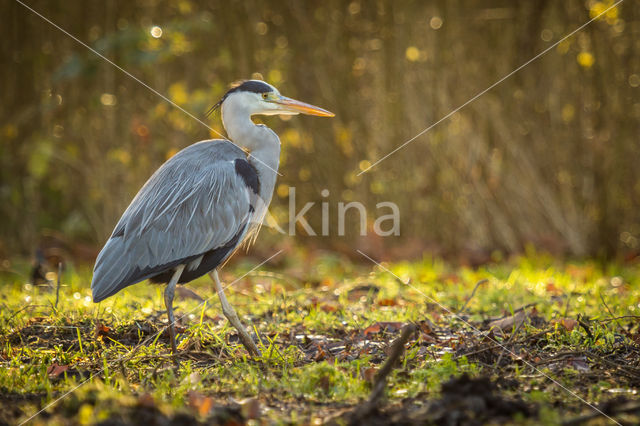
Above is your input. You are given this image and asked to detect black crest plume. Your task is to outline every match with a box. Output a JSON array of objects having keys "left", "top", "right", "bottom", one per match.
[{"left": 205, "top": 80, "right": 272, "bottom": 118}]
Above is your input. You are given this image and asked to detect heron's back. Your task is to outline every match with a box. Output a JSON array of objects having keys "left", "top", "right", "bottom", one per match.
[{"left": 91, "top": 139, "right": 260, "bottom": 302}]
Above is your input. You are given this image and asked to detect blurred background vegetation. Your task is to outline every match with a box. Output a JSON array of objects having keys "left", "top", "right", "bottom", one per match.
[{"left": 1, "top": 0, "right": 639, "bottom": 265}]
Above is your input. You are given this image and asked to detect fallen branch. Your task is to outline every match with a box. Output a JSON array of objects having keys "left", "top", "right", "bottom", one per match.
[{"left": 350, "top": 323, "right": 416, "bottom": 422}]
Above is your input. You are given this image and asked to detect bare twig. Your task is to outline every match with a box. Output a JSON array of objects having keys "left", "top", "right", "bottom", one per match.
[
  {"left": 351, "top": 324, "right": 417, "bottom": 422},
  {"left": 599, "top": 293, "right": 624, "bottom": 331},
  {"left": 459, "top": 279, "right": 489, "bottom": 313},
  {"left": 597, "top": 315, "right": 640, "bottom": 324}
]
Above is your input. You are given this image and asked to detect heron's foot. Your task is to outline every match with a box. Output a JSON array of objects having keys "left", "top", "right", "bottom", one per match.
[
  {"left": 213, "top": 270, "right": 262, "bottom": 357},
  {"left": 170, "top": 353, "right": 180, "bottom": 369},
  {"left": 168, "top": 325, "right": 183, "bottom": 367},
  {"left": 222, "top": 309, "right": 261, "bottom": 356},
  {"left": 169, "top": 326, "right": 178, "bottom": 354},
  {"left": 235, "top": 325, "right": 262, "bottom": 357}
]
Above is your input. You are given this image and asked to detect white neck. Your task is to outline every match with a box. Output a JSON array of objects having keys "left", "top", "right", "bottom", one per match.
[{"left": 221, "top": 95, "right": 281, "bottom": 211}]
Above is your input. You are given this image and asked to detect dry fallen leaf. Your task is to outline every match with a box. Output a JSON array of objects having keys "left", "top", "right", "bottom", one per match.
[
  {"left": 188, "top": 391, "right": 213, "bottom": 416},
  {"left": 138, "top": 393, "right": 155, "bottom": 408},
  {"left": 488, "top": 310, "right": 529, "bottom": 332},
  {"left": 418, "top": 319, "right": 436, "bottom": 334},
  {"left": 347, "top": 284, "right": 380, "bottom": 301},
  {"left": 361, "top": 367, "right": 378, "bottom": 384},
  {"left": 238, "top": 397, "right": 261, "bottom": 419},
  {"left": 363, "top": 321, "right": 405, "bottom": 337},
  {"left": 420, "top": 333, "right": 437, "bottom": 343},
  {"left": 313, "top": 343, "right": 329, "bottom": 362},
  {"left": 363, "top": 323, "right": 381, "bottom": 336},
  {"left": 545, "top": 282, "right": 562, "bottom": 294},
  {"left": 552, "top": 317, "right": 578, "bottom": 332},
  {"left": 94, "top": 322, "right": 110, "bottom": 337},
  {"left": 320, "top": 303, "right": 340, "bottom": 313},
  {"left": 567, "top": 357, "right": 590, "bottom": 372},
  {"left": 46, "top": 362, "right": 69, "bottom": 378}
]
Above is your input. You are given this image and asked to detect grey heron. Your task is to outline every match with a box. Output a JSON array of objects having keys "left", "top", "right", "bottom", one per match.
[{"left": 91, "top": 80, "right": 334, "bottom": 356}]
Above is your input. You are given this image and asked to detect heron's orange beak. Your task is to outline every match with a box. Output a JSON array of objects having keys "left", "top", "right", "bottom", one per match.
[{"left": 273, "top": 95, "right": 335, "bottom": 117}]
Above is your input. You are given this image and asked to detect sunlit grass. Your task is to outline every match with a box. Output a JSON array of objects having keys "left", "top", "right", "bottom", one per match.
[{"left": 0, "top": 251, "right": 638, "bottom": 424}]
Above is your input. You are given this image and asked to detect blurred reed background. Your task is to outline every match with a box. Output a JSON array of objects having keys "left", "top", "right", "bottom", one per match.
[{"left": 1, "top": 0, "right": 638, "bottom": 263}]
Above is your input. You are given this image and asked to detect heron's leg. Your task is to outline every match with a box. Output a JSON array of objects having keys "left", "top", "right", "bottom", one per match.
[
  {"left": 209, "top": 270, "right": 261, "bottom": 357},
  {"left": 164, "top": 264, "right": 185, "bottom": 355}
]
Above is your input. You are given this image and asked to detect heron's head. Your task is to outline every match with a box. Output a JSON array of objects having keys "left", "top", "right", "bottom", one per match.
[{"left": 206, "top": 80, "right": 334, "bottom": 118}]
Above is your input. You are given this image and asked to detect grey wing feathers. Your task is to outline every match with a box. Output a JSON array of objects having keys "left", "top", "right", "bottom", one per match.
[{"left": 91, "top": 140, "right": 256, "bottom": 302}]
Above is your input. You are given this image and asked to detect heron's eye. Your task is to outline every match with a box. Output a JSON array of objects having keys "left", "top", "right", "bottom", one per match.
[{"left": 262, "top": 93, "right": 269, "bottom": 100}]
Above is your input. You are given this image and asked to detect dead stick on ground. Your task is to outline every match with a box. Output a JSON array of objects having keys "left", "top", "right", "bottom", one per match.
[
  {"left": 351, "top": 323, "right": 416, "bottom": 422},
  {"left": 459, "top": 279, "right": 488, "bottom": 313}
]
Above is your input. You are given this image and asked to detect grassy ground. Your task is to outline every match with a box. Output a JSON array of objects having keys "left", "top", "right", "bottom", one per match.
[{"left": 1, "top": 249, "right": 639, "bottom": 425}]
